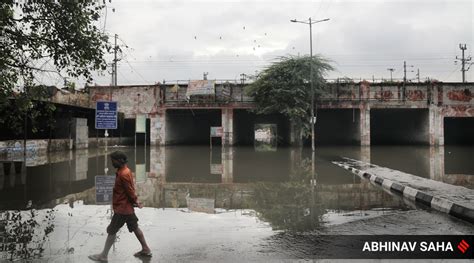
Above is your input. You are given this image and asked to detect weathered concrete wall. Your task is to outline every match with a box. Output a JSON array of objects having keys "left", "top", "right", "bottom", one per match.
[
  {"left": 89, "top": 85, "right": 161, "bottom": 118},
  {"left": 87, "top": 137, "right": 130, "bottom": 148},
  {"left": 0, "top": 140, "right": 48, "bottom": 157},
  {"left": 0, "top": 139, "right": 73, "bottom": 165},
  {"left": 52, "top": 90, "right": 90, "bottom": 108},
  {"left": 441, "top": 84, "right": 474, "bottom": 106},
  {"left": 149, "top": 110, "right": 166, "bottom": 146},
  {"left": 84, "top": 82, "right": 473, "bottom": 146}
]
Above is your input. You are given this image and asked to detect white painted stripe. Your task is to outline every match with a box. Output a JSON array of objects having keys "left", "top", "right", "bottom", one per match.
[
  {"left": 358, "top": 170, "right": 366, "bottom": 177},
  {"left": 382, "top": 179, "right": 393, "bottom": 191},
  {"left": 431, "top": 197, "right": 454, "bottom": 213},
  {"left": 369, "top": 175, "right": 377, "bottom": 183},
  {"left": 403, "top": 187, "right": 418, "bottom": 201}
]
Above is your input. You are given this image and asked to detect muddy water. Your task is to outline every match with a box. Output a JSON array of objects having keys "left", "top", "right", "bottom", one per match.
[{"left": 0, "top": 146, "right": 472, "bottom": 261}]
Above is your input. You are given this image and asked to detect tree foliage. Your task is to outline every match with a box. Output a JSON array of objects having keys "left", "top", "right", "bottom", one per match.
[
  {"left": 0, "top": 0, "right": 110, "bottom": 135},
  {"left": 251, "top": 158, "right": 325, "bottom": 232},
  {"left": 245, "top": 55, "right": 333, "bottom": 136}
]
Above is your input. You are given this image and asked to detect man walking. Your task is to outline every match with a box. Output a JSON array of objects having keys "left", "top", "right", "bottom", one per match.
[{"left": 89, "top": 151, "right": 152, "bottom": 262}]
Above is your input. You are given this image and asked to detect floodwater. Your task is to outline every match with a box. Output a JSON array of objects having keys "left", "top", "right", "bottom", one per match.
[{"left": 0, "top": 145, "right": 473, "bottom": 261}]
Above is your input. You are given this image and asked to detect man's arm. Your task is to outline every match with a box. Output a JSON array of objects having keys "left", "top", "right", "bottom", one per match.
[{"left": 120, "top": 174, "right": 140, "bottom": 207}]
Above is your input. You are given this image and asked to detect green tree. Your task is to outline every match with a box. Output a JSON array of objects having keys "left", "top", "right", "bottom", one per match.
[
  {"left": 0, "top": 0, "right": 111, "bottom": 135},
  {"left": 245, "top": 55, "right": 333, "bottom": 139}
]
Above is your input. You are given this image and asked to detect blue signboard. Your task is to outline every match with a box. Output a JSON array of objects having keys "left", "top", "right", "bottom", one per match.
[
  {"left": 95, "top": 101, "right": 118, "bottom": 129},
  {"left": 95, "top": 175, "right": 116, "bottom": 205}
]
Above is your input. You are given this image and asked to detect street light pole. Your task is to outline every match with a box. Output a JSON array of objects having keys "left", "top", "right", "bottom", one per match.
[{"left": 291, "top": 17, "right": 329, "bottom": 152}]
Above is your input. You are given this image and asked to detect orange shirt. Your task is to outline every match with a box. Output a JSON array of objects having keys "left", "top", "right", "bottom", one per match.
[{"left": 112, "top": 165, "right": 138, "bottom": 215}]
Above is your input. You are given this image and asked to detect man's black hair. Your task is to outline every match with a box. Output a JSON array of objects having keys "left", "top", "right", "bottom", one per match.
[{"left": 110, "top": 151, "right": 128, "bottom": 165}]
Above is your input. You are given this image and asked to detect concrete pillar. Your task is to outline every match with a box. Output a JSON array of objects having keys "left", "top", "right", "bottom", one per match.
[
  {"left": 150, "top": 110, "right": 167, "bottom": 146},
  {"left": 360, "top": 105, "right": 370, "bottom": 146},
  {"left": 429, "top": 146, "right": 444, "bottom": 181},
  {"left": 73, "top": 118, "right": 88, "bottom": 149},
  {"left": 429, "top": 106, "right": 444, "bottom": 146},
  {"left": 149, "top": 146, "right": 166, "bottom": 183},
  {"left": 360, "top": 146, "right": 371, "bottom": 164},
  {"left": 221, "top": 108, "right": 234, "bottom": 146},
  {"left": 221, "top": 147, "right": 233, "bottom": 184}
]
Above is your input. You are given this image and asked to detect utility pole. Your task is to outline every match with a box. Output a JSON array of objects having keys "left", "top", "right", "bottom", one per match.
[
  {"left": 291, "top": 17, "right": 330, "bottom": 152},
  {"left": 403, "top": 61, "right": 414, "bottom": 83},
  {"left": 387, "top": 68, "right": 395, "bottom": 82},
  {"left": 112, "top": 34, "right": 118, "bottom": 86},
  {"left": 456, "top": 44, "right": 472, "bottom": 83},
  {"left": 240, "top": 73, "right": 247, "bottom": 85},
  {"left": 416, "top": 68, "right": 420, "bottom": 83}
]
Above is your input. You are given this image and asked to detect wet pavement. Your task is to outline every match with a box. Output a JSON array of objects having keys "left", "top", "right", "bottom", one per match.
[{"left": 0, "top": 145, "right": 473, "bottom": 261}]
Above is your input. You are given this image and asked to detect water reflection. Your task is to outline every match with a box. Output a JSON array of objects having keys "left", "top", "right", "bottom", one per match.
[
  {"left": 0, "top": 145, "right": 472, "bottom": 260},
  {"left": 0, "top": 145, "right": 472, "bottom": 208}
]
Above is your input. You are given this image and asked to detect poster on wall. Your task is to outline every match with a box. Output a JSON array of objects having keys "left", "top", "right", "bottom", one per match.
[
  {"left": 135, "top": 164, "right": 146, "bottom": 183},
  {"left": 186, "top": 80, "right": 215, "bottom": 97},
  {"left": 136, "top": 115, "right": 146, "bottom": 133},
  {"left": 210, "top": 127, "right": 223, "bottom": 137}
]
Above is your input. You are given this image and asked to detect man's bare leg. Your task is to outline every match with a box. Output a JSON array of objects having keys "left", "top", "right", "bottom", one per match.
[
  {"left": 89, "top": 234, "right": 116, "bottom": 261},
  {"left": 133, "top": 227, "right": 151, "bottom": 256}
]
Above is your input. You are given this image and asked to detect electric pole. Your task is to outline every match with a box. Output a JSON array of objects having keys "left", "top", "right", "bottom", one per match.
[
  {"left": 291, "top": 17, "right": 330, "bottom": 152},
  {"left": 456, "top": 44, "right": 472, "bottom": 83},
  {"left": 387, "top": 68, "right": 395, "bottom": 82},
  {"left": 403, "top": 61, "right": 414, "bottom": 83},
  {"left": 240, "top": 73, "right": 247, "bottom": 85},
  {"left": 112, "top": 34, "right": 118, "bottom": 86},
  {"left": 416, "top": 68, "right": 420, "bottom": 83}
]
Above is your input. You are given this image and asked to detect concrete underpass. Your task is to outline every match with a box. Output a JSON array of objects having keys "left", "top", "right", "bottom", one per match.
[
  {"left": 233, "top": 109, "right": 291, "bottom": 146},
  {"left": 166, "top": 109, "right": 221, "bottom": 145},
  {"left": 444, "top": 117, "right": 474, "bottom": 145},
  {"left": 371, "top": 109, "right": 429, "bottom": 145},
  {"left": 315, "top": 109, "right": 360, "bottom": 145}
]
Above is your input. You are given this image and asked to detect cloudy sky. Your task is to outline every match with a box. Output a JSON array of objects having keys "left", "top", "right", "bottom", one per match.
[{"left": 66, "top": 0, "right": 474, "bottom": 87}]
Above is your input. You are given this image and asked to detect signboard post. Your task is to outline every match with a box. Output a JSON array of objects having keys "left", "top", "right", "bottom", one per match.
[
  {"left": 95, "top": 101, "right": 118, "bottom": 130},
  {"left": 135, "top": 114, "right": 147, "bottom": 180},
  {"left": 95, "top": 101, "right": 118, "bottom": 175}
]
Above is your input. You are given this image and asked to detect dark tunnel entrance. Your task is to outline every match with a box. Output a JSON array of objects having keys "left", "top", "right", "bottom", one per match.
[
  {"left": 371, "top": 109, "right": 429, "bottom": 145},
  {"left": 166, "top": 109, "right": 221, "bottom": 145},
  {"left": 314, "top": 108, "right": 360, "bottom": 145},
  {"left": 444, "top": 117, "right": 474, "bottom": 145},
  {"left": 233, "top": 109, "right": 291, "bottom": 146}
]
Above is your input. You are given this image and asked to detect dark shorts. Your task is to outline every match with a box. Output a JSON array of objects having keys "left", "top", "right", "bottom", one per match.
[{"left": 106, "top": 213, "right": 139, "bottom": 235}]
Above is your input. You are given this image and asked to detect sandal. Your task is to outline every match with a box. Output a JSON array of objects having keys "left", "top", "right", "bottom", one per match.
[
  {"left": 134, "top": 250, "right": 153, "bottom": 257},
  {"left": 88, "top": 254, "right": 108, "bottom": 262}
]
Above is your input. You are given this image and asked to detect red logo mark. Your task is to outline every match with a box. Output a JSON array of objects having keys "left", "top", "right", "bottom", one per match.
[{"left": 457, "top": 239, "right": 469, "bottom": 254}]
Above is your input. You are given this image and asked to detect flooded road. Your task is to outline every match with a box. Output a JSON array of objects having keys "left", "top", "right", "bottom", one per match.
[{"left": 0, "top": 145, "right": 473, "bottom": 261}]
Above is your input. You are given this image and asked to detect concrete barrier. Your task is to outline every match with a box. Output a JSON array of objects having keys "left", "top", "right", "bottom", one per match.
[{"left": 333, "top": 160, "right": 474, "bottom": 224}]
